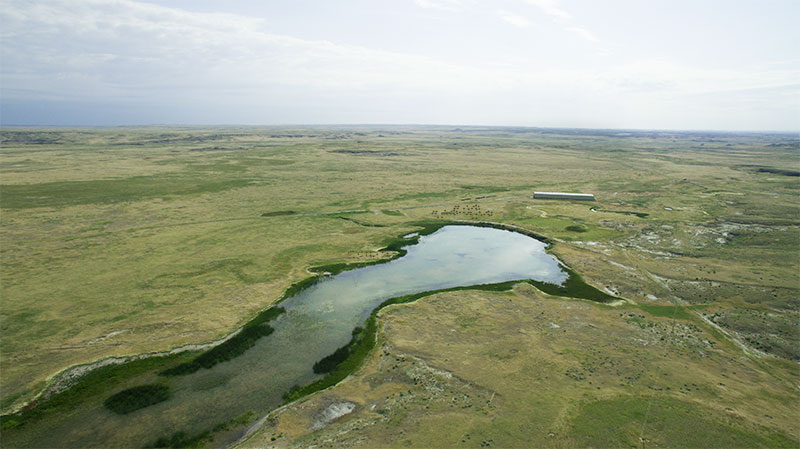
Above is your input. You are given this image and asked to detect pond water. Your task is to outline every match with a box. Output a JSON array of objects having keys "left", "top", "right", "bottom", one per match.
[{"left": 10, "top": 225, "right": 568, "bottom": 448}]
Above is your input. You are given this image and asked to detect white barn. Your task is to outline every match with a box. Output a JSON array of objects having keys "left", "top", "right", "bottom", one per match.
[{"left": 533, "top": 191, "right": 595, "bottom": 201}]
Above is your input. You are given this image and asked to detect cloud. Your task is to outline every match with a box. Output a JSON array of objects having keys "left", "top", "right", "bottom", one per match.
[
  {"left": 522, "top": 1, "right": 599, "bottom": 43},
  {"left": 565, "top": 26, "right": 598, "bottom": 42},
  {"left": 413, "top": 0, "right": 463, "bottom": 11},
  {"left": 598, "top": 59, "right": 800, "bottom": 97},
  {"left": 497, "top": 10, "right": 532, "bottom": 28},
  {"left": 525, "top": 0, "right": 571, "bottom": 20},
  {"left": 0, "top": 0, "right": 504, "bottom": 103},
  {"left": 1, "top": 0, "right": 797, "bottom": 129}
]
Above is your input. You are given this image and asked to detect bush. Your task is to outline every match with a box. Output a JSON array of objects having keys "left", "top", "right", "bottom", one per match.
[
  {"left": 565, "top": 225, "right": 588, "bottom": 232},
  {"left": 104, "top": 384, "right": 170, "bottom": 415}
]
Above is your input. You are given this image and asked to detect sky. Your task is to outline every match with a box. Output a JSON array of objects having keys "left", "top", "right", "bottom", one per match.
[{"left": 1, "top": 0, "right": 798, "bottom": 130}]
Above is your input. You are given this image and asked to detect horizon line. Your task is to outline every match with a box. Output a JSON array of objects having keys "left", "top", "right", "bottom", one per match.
[{"left": 1, "top": 123, "right": 798, "bottom": 135}]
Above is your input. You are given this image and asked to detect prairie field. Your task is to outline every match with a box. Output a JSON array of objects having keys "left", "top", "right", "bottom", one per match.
[{"left": 1, "top": 126, "right": 798, "bottom": 447}]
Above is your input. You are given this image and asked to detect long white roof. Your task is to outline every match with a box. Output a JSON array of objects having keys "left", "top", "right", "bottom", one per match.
[{"left": 534, "top": 191, "right": 594, "bottom": 197}]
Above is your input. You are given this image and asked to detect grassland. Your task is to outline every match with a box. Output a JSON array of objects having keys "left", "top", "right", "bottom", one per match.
[{"left": 1, "top": 126, "right": 798, "bottom": 447}]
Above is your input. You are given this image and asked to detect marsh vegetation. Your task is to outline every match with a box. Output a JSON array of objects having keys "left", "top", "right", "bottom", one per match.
[{"left": 103, "top": 384, "right": 170, "bottom": 415}]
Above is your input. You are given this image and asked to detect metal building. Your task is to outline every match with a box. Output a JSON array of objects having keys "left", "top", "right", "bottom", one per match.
[{"left": 533, "top": 191, "right": 595, "bottom": 201}]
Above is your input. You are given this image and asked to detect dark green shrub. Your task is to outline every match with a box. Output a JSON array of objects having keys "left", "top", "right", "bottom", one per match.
[
  {"left": 161, "top": 307, "right": 285, "bottom": 376},
  {"left": 103, "top": 384, "right": 170, "bottom": 415},
  {"left": 565, "top": 225, "right": 588, "bottom": 232}
]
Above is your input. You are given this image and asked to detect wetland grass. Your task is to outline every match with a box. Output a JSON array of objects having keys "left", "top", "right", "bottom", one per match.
[
  {"left": 0, "top": 352, "right": 194, "bottom": 431},
  {"left": 145, "top": 429, "right": 212, "bottom": 449},
  {"left": 313, "top": 326, "right": 366, "bottom": 374},
  {"left": 142, "top": 409, "right": 258, "bottom": 448},
  {"left": 161, "top": 306, "right": 285, "bottom": 376}
]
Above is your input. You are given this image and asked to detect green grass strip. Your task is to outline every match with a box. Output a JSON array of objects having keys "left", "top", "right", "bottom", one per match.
[
  {"left": 591, "top": 208, "right": 649, "bottom": 218},
  {"left": 160, "top": 307, "right": 285, "bottom": 376},
  {"left": 260, "top": 210, "right": 296, "bottom": 217},
  {"left": 335, "top": 216, "right": 387, "bottom": 227},
  {"left": 312, "top": 326, "right": 365, "bottom": 374}
]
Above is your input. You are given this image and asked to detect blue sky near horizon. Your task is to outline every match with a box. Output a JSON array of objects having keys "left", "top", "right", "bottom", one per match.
[{"left": 1, "top": 0, "right": 798, "bottom": 130}]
